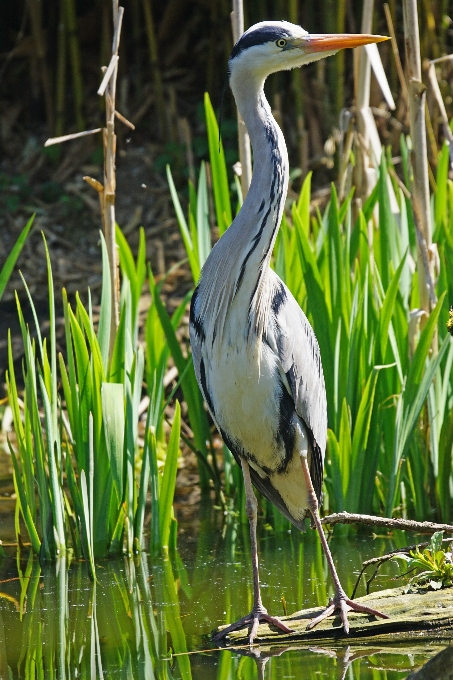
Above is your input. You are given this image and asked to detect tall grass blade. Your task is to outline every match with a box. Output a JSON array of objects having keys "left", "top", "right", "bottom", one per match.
[
  {"left": 97, "top": 233, "right": 112, "bottom": 369},
  {"left": 159, "top": 401, "right": 181, "bottom": 552},
  {"left": 388, "top": 294, "right": 449, "bottom": 514},
  {"left": 101, "top": 383, "right": 125, "bottom": 504},
  {"left": 204, "top": 92, "right": 232, "bottom": 234},
  {"left": 0, "top": 215, "right": 34, "bottom": 300}
]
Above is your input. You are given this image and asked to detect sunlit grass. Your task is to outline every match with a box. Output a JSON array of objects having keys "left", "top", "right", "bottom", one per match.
[{"left": 5, "top": 230, "right": 182, "bottom": 564}]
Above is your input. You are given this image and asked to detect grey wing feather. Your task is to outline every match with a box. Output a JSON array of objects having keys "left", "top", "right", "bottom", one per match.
[{"left": 269, "top": 273, "right": 327, "bottom": 500}]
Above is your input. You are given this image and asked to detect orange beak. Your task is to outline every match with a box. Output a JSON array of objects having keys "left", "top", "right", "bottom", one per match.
[{"left": 299, "top": 33, "right": 389, "bottom": 53}]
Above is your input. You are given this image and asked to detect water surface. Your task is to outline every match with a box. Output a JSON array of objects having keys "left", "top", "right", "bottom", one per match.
[{"left": 0, "top": 511, "right": 449, "bottom": 679}]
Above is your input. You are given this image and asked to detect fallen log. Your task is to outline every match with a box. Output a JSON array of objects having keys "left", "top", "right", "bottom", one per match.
[{"left": 216, "top": 586, "right": 453, "bottom": 645}]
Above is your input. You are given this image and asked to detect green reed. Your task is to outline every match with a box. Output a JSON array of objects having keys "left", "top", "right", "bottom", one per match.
[
  {"left": 5, "top": 229, "right": 181, "bottom": 563},
  {"left": 0, "top": 215, "right": 34, "bottom": 302}
]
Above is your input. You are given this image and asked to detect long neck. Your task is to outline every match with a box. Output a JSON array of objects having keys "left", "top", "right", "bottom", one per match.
[
  {"left": 229, "top": 76, "right": 289, "bottom": 296},
  {"left": 198, "top": 74, "right": 289, "bottom": 343}
]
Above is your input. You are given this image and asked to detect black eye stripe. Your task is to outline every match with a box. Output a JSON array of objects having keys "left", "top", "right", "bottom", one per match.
[{"left": 230, "top": 26, "right": 291, "bottom": 61}]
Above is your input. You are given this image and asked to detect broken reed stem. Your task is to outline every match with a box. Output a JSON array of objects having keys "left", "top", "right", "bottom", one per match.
[
  {"left": 403, "top": 0, "right": 434, "bottom": 320},
  {"left": 321, "top": 511, "right": 453, "bottom": 534},
  {"left": 44, "top": 128, "right": 102, "bottom": 146},
  {"left": 231, "top": 0, "right": 252, "bottom": 199},
  {"left": 44, "top": 1, "right": 129, "bottom": 360},
  {"left": 102, "top": 2, "right": 124, "bottom": 350}
]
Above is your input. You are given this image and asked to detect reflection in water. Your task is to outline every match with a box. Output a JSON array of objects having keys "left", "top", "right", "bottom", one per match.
[{"left": 0, "top": 517, "right": 450, "bottom": 679}]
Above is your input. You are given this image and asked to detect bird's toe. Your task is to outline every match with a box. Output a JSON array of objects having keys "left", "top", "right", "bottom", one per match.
[{"left": 307, "top": 593, "right": 388, "bottom": 633}]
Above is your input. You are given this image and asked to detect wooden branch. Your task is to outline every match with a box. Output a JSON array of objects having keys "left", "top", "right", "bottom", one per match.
[{"left": 321, "top": 511, "right": 453, "bottom": 534}]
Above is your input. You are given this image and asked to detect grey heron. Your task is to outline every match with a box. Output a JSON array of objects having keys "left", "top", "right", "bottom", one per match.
[{"left": 189, "top": 20, "right": 389, "bottom": 642}]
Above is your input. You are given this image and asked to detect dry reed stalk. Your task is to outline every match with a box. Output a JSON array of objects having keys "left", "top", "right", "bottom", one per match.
[
  {"left": 384, "top": 3, "right": 408, "bottom": 110},
  {"left": 142, "top": 0, "right": 167, "bottom": 141},
  {"left": 402, "top": 0, "right": 437, "bottom": 320},
  {"left": 55, "top": 9, "right": 67, "bottom": 138},
  {"left": 231, "top": 0, "right": 252, "bottom": 198},
  {"left": 63, "top": 0, "right": 85, "bottom": 130},
  {"left": 354, "top": 0, "right": 374, "bottom": 200},
  {"left": 427, "top": 60, "right": 453, "bottom": 163},
  {"left": 178, "top": 117, "right": 196, "bottom": 186},
  {"left": 28, "top": 0, "right": 54, "bottom": 133},
  {"left": 333, "top": 0, "right": 346, "bottom": 118},
  {"left": 44, "top": 129, "right": 102, "bottom": 146},
  {"left": 101, "top": 2, "right": 124, "bottom": 348},
  {"left": 289, "top": 0, "right": 308, "bottom": 179},
  {"left": 46, "top": 2, "right": 129, "bottom": 358}
]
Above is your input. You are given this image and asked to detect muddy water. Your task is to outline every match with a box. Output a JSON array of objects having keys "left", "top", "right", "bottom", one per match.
[{"left": 0, "top": 513, "right": 448, "bottom": 679}]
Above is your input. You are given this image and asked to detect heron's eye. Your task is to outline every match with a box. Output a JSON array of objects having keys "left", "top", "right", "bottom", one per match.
[{"left": 276, "top": 38, "right": 287, "bottom": 48}]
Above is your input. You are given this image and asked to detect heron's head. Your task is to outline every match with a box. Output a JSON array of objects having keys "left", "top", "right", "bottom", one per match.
[{"left": 228, "top": 21, "right": 387, "bottom": 89}]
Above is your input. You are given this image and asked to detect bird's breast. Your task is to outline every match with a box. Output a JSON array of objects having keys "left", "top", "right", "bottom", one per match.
[{"left": 208, "top": 338, "right": 286, "bottom": 471}]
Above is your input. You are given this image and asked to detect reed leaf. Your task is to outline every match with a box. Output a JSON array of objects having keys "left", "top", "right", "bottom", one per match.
[
  {"left": 159, "top": 401, "right": 181, "bottom": 552},
  {"left": 101, "top": 382, "right": 125, "bottom": 504},
  {"left": 388, "top": 294, "right": 449, "bottom": 514},
  {"left": 0, "top": 215, "right": 34, "bottom": 300},
  {"left": 204, "top": 91, "right": 232, "bottom": 234}
]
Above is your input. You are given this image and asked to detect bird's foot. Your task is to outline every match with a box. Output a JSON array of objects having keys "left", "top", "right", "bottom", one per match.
[
  {"left": 306, "top": 590, "right": 389, "bottom": 634},
  {"left": 213, "top": 606, "right": 294, "bottom": 645}
]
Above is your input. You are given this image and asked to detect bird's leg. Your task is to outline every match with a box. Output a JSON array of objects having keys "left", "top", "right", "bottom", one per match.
[
  {"left": 213, "top": 459, "right": 294, "bottom": 645},
  {"left": 301, "top": 457, "right": 389, "bottom": 633}
]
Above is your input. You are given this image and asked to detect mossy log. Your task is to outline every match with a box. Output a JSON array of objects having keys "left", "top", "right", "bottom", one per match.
[{"left": 216, "top": 586, "right": 453, "bottom": 646}]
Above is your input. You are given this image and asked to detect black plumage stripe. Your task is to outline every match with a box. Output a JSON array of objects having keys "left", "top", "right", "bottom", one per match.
[
  {"left": 307, "top": 432, "right": 324, "bottom": 505},
  {"left": 234, "top": 99, "right": 284, "bottom": 302},
  {"left": 271, "top": 281, "right": 287, "bottom": 316},
  {"left": 274, "top": 377, "right": 296, "bottom": 474},
  {"left": 189, "top": 285, "right": 206, "bottom": 343},
  {"left": 199, "top": 358, "right": 215, "bottom": 418},
  {"left": 230, "top": 25, "right": 291, "bottom": 62},
  {"left": 284, "top": 363, "right": 324, "bottom": 504}
]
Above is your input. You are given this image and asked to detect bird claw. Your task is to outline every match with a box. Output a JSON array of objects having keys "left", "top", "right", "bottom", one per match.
[
  {"left": 213, "top": 608, "right": 294, "bottom": 645},
  {"left": 306, "top": 592, "right": 389, "bottom": 634}
]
